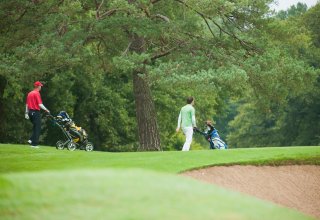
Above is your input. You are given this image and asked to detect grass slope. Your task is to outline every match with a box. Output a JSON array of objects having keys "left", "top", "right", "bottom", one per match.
[
  {"left": 1, "top": 169, "right": 313, "bottom": 220},
  {"left": 1, "top": 144, "right": 319, "bottom": 220},
  {"left": 1, "top": 144, "right": 319, "bottom": 173}
]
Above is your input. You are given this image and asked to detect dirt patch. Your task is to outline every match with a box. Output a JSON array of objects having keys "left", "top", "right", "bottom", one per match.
[{"left": 182, "top": 165, "right": 320, "bottom": 219}]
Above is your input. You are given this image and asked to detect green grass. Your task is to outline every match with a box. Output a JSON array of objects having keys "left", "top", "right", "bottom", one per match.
[
  {"left": 1, "top": 144, "right": 319, "bottom": 173},
  {"left": 1, "top": 144, "right": 319, "bottom": 220}
]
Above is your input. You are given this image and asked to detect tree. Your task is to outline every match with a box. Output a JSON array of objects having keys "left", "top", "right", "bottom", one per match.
[
  {"left": 79, "top": 0, "right": 271, "bottom": 150},
  {"left": 276, "top": 2, "right": 307, "bottom": 20},
  {"left": 227, "top": 3, "right": 320, "bottom": 148}
]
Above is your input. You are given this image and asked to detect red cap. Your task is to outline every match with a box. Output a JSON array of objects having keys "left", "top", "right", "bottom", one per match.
[{"left": 34, "top": 81, "right": 43, "bottom": 87}]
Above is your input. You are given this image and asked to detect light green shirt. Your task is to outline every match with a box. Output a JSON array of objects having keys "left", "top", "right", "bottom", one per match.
[{"left": 177, "top": 104, "right": 196, "bottom": 128}]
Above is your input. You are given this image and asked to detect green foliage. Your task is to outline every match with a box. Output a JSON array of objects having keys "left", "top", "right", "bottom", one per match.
[
  {"left": 226, "top": 3, "right": 320, "bottom": 148},
  {"left": 303, "top": 3, "right": 320, "bottom": 49},
  {"left": 0, "top": 1, "right": 319, "bottom": 151},
  {"left": 276, "top": 2, "right": 308, "bottom": 20}
]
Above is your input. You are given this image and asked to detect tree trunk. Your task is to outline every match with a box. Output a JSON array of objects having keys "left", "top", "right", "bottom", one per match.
[
  {"left": 0, "top": 76, "right": 6, "bottom": 141},
  {"left": 133, "top": 72, "right": 161, "bottom": 151},
  {"left": 129, "top": 32, "right": 161, "bottom": 151}
]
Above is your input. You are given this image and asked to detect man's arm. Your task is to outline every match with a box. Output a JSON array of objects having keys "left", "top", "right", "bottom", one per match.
[
  {"left": 35, "top": 92, "right": 49, "bottom": 113},
  {"left": 176, "top": 111, "right": 181, "bottom": 132},
  {"left": 25, "top": 104, "right": 29, "bottom": 119},
  {"left": 39, "top": 104, "right": 50, "bottom": 113},
  {"left": 191, "top": 107, "right": 196, "bottom": 127}
]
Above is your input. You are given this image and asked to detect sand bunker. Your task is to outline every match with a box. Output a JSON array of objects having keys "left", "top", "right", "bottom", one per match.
[{"left": 182, "top": 165, "right": 320, "bottom": 218}]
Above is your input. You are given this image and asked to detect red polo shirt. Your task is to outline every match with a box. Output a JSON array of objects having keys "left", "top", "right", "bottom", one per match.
[{"left": 26, "top": 89, "right": 42, "bottom": 110}]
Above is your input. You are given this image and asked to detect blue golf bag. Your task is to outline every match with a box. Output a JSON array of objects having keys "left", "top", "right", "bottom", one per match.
[{"left": 194, "top": 124, "right": 228, "bottom": 150}]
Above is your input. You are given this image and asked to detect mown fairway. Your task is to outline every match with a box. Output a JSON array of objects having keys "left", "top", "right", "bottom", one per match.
[{"left": 1, "top": 144, "right": 319, "bottom": 220}]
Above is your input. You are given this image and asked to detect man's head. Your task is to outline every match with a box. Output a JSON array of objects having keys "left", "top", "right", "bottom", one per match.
[
  {"left": 34, "top": 81, "right": 43, "bottom": 91},
  {"left": 186, "top": 96, "right": 194, "bottom": 105}
]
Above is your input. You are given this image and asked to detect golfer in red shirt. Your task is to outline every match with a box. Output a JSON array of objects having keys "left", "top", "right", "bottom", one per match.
[{"left": 25, "top": 81, "right": 50, "bottom": 148}]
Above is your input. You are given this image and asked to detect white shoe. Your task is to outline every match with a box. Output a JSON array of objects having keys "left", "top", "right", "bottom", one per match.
[
  {"left": 31, "top": 145, "right": 39, "bottom": 149},
  {"left": 28, "top": 140, "right": 32, "bottom": 144}
]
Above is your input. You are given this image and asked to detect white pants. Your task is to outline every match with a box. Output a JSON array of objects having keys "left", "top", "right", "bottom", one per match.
[{"left": 182, "top": 127, "right": 193, "bottom": 151}]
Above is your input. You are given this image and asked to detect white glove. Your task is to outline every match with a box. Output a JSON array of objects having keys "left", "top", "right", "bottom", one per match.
[{"left": 25, "top": 113, "right": 29, "bottom": 120}]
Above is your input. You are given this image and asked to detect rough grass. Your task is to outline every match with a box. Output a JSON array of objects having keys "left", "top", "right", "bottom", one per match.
[{"left": 0, "top": 144, "right": 319, "bottom": 220}]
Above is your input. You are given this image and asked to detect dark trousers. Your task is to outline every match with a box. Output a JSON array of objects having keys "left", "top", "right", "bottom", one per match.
[{"left": 28, "top": 110, "right": 41, "bottom": 146}]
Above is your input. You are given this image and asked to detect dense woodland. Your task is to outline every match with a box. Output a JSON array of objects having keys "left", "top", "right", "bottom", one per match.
[{"left": 0, "top": 1, "right": 319, "bottom": 151}]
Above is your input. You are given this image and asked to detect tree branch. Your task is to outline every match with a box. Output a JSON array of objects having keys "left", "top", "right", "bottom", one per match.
[
  {"left": 149, "top": 39, "right": 189, "bottom": 63},
  {"left": 97, "top": 8, "right": 132, "bottom": 19},
  {"left": 150, "top": 0, "right": 162, "bottom": 4},
  {"left": 15, "top": 9, "right": 28, "bottom": 21},
  {"left": 97, "top": 0, "right": 104, "bottom": 12},
  {"left": 202, "top": 16, "right": 216, "bottom": 38},
  {"left": 152, "top": 14, "right": 170, "bottom": 22},
  {"left": 122, "top": 42, "right": 132, "bottom": 56},
  {"left": 150, "top": 46, "right": 177, "bottom": 61},
  {"left": 94, "top": 0, "right": 104, "bottom": 19},
  {"left": 174, "top": 0, "right": 259, "bottom": 52}
]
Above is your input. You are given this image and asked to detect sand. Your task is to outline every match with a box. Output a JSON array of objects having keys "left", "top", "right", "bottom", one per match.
[{"left": 182, "top": 165, "right": 320, "bottom": 218}]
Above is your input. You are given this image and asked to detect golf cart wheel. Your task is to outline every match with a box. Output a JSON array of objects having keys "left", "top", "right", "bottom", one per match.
[
  {"left": 67, "top": 142, "right": 76, "bottom": 151},
  {"left": 56, "top": 140, "right": 65, "bottom": 150},
  {"left": 85, "top": 142, "right": 94, "bottom": 152}
]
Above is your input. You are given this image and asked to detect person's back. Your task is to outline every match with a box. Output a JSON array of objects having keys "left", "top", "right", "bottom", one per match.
[
  {"left": 176, "top": 97, "right": 197, "bottom": 151},
  {"left": 27, "top": 90, "right": 42, "bottom": 111},
  {"left": 180, "top": 104, "right": 195, "bottom": 128}
]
